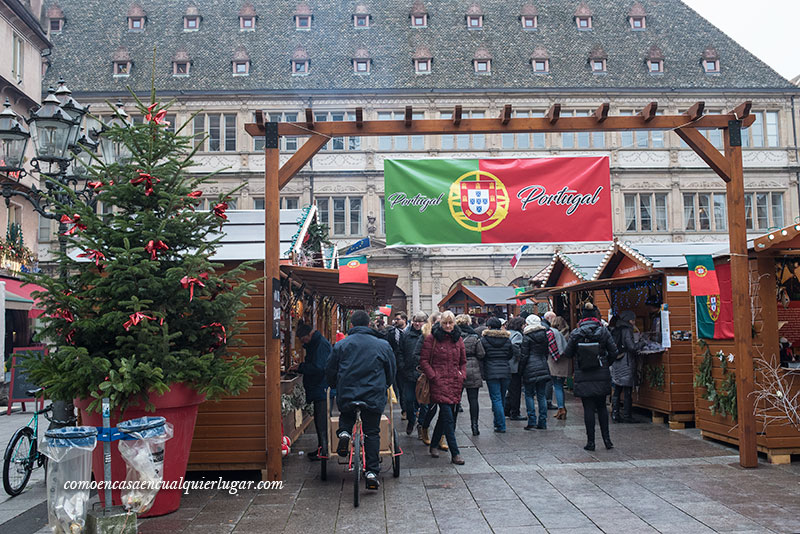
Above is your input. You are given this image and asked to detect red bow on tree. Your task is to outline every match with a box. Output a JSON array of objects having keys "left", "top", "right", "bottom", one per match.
[
  {"left": 87, "top": 181, "right": 105, "bottom": 190},
  {"left": 180, "top": 274, "right": 207, "bottom": 301},
  {"left": 201, "top": 322, "right": 227, "bottom": 349},
  {"left": 65, "top": 329, "right": 75, "bottom": 344},
  {"left": 123, "top": 312, "right": 155, "bottom": 331},
  {"left": 145, "top": 103, "right": 170, "bottom": 126},
  {"left": 213, "top": 202, "right": 229, "bottom": 221},
  {"left": 77, "top": 249, "right": 106, "bottom": 270},
  {"left": 131, "top": 171, "right": 161, "bottom": 196},
  {"left": 144, "top": 240, "right": 169, "bottom": 260},
  {"left": 53, "top": 308, "right": 74, "bottom": 323},
  {"left": 60, "top": 214, "right": 87, "bottom": 235}
]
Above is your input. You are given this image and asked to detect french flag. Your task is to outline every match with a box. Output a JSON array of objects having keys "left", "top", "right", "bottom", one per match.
[{"left": 509, "top": 245, "right": 529, "bottom": 269}]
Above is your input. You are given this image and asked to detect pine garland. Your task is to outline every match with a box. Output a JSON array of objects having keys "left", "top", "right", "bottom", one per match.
[{"left": 694, "top": 341, "right": 737, "bottom": 420}]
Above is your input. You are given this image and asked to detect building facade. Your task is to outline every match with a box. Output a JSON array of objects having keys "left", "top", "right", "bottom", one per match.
[{"left": 40, "top": 0, "right": 800, "bottom": 313}]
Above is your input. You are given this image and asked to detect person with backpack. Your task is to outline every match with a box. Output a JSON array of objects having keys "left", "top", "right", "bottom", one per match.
[
  {"left": 519, "top": 315, "right": 555, "bottom": 430},
  {"left": 610, "top": 311, "right": 637, "bottom": 423},
  {"left": 563, "top": 303, "right": 618, "bottom": 451},
  {"left": 480, "top": 317, "right": 515, "bottom": 433},
  {"left": 456, "top": 313, "right": 485, "bottom": 436}
]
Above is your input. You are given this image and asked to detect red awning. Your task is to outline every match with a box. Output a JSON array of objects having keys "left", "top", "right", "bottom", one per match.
[{"left": 1, "top": 277, "right": 46, "bottom": 318}]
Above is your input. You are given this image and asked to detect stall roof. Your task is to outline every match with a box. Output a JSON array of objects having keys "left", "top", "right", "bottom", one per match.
[
  {"left": 1, "top": 277, "right": 45, "bottom": 317},
  {"left": 752, "top": 222, "right": 800, "bottom": 253},
  {"left": 211, "top": 208, "right": 317, "bottom": 261},
  {"left": 280, "top": 265, "right": 397, "bottom": 309},
  {"left": 626, "top": 242, "right": 730, "bottom": 268},
  {"left": 438, "top": 284, "right": 521, "bottom": 309}
]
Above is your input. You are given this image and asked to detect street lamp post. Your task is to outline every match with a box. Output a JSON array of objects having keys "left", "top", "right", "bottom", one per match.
[{"left": 0, "top": 79, "right": 125, "bottom": 427}]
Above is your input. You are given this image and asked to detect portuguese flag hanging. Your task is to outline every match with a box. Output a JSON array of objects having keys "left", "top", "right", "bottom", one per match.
[
  {"left": 686, "top": 255, "right": 720, "bottom": 296},
  {"left": 384, "top": 158, "right": 611, "bottom": 246},
  {"left": 339, "top": 256, "right": 368, "bottom": 284},
  {"left": 695, "top": 262, "right": 734, "bottom": 340}
]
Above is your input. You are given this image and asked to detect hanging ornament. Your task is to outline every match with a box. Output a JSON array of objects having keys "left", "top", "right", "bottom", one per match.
[
  {"left": 123, "top": 312, "right": 155, "bottom": 331},
  {"left": 144, "top": 239, "right": 169, "bottom": 260},
  {"left": 180, "top": 275, "right": 206, "bottom": 301},
  {"left": 77, "top": 249, "right": 106, "bottom": 270},
  {"left": 131, "top": 171, "right": 161, "bottom": 196},
  {"left": 145, "top": 103, "right": 170, "bottom": 126},
  {"left": 213, "top": 202, "right": 229, "bottom": 221},
  {"left": 60, "top": 214, "right": 86, "bottom": 235}
]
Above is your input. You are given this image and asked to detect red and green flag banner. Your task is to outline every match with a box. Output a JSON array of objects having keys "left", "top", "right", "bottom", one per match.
[
  {"left": 695, "top": 262, "right": 734, "bottom": 339},
  {"left": 338, "top": 255, "right": 368, "bottom": 284},
  {"left": 686, "top": 255, "right": 720, "bottom": 296},
  {"left": 378, "top": 305, "right": 393, "bottom": 316},
  {"left": 514, "top": 287, "right": 527, "bottom": 306},
  {"left": 384, "top": 158, "right": 612, "bottom": 245}
]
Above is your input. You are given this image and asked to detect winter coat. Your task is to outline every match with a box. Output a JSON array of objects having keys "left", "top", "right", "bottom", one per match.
[
  {"left": 507, "top": 329, "right": 523, "bottom": 373},
  {"left": 397, "top": 325, "right": 423, "bottom": 383},
  {"left": 460, "top": 324, "right": 485, "bottom": 388},
  {"left": 563, "top": 318, "right": 618, "bottom": 398},
  {"left": 480, "top": 329, "right": 515, "bottom": 381},
  {"left": 542, "top": 319, "right": 572, "bottom": 378},
  {"left": 419, "top": 323, "right": 467, "bottom": 404},
  {"left": 520, "top": 324, "right": 552, "bottom": 384},
  {"left": 297, "top": 331, "right": 332, "bottom": 402},
  {"left": 326, "top": 326, "right": 396, "bottom": 413},
  {"left": 610, "top": 313, "right": 637, "bottom": 388},
  {"left": 386, "top": 326, "right": 404, "bottom": 358}
]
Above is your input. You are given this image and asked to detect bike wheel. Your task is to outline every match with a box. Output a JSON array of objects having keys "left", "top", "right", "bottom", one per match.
[
  {"left": 392, "top": 429, "right": 401, "bottom": 478},
  {"left": 3, "top": 427, "right": 34, "bottom": 496},
  {"left": 352, "top": 433, "right": 361, "bottom": 507}
]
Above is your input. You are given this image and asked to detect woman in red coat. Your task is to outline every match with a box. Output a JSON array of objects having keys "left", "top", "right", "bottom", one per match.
[{"left": 419, "top": 310, "right": 467, "bottom": 464}]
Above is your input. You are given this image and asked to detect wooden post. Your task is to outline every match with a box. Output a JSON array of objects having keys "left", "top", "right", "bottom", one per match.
[
  {"left": 724, "top": 121, "right": 758, "bottom": 468},
  {"left": 264, "top": 121, "right": 283, "bottom": 480}
]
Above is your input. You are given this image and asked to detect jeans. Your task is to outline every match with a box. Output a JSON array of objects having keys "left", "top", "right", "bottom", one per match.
[
  {"left": 486, "top": 378, "right": 509, "bottom": 431},
  {"left": 612, "top": 385, "right": 632, "bottom": 420},
  {"left": 505, "top": 372, "right": 523, "bottom": 417},
  {"left": 429, "top": 403, "right": 460, "bottom": 456},
  {"left": 545, "top": 379, "right": 553, "bottom": 405},
  {"left": 400, "top": 378, "right": 419, "bottom": 426},
  {"left": 552, "top": 377, "right": 566, "bottom": 409},
  {"left": 581, "top": 395, "right": 610, "bottom": 444},
  {"left": 524, "top": 381, "right": 548, "bottom": 428},
  {"left": 419, "top": 403, "right": 438, "bottom": 429},
  {"left": 338, "top": 408, "right": 381, "bottom": 474},
  {"left": 313, "top": 400, "right": 328, "bottom": 452}
]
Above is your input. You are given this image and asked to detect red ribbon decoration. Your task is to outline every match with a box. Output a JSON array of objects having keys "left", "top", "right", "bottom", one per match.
[
  {"left": 144, "top": 240, "right": 169, "bottom": 260},
  {"left": 201, "top": 322, "right": 227, "bottom": 347},
  {"left": 77, "top": 249, "right": 106, "bottom": 270},
  {"left": 180, "top": 274, "right": 206, "bottom": 301},
  {"left": 213, "top": 202, "right": 228, "bottom": 221},
  {"left": 87, "top": 181, "right": 104, "bottom": 190},
  {"left": 60, "top": 214, "right": 86, "bottom": 235},
  {"left": 123, "top": 312, "right": 155, "bottom": 331},
  {"left": 145, "top": 103, "right": 170, "bottom": 126},
  {"left": 53, "top": 308, "right": 74, "bottom": 323},
  {"left": 130, "top": 171, "right": 161, "bottom": 196},
  {"left": 187, "top": 191, "right": 202, "bottom": 198}
]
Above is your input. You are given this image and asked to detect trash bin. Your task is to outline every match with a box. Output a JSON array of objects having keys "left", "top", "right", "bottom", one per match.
[
  {"left": 117, "top": 416, "right": 173, "bottom": 514},
  {"left": 42, "top": 426, "right": 98, "bottom": 534}
]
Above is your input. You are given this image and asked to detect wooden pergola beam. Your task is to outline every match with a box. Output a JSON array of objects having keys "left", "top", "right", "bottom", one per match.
[
  {"left": 593, "top": 103, "right": 609, "bottom": 123},
  {"left": 640, "top": 101, "right": 658, "bottom": 122},
  {"left": 277, "top": 134, "right": 329, "bottom": 188},
  {"left": 674, "top": 127, "right": 732, "bottom": 182},
  {"left": 245, "top": 112, "right": 754, "bottom": 137},
  {"left": 453, "top": 105, "right": 462, "bottom": 126},
  {"left": 304, "top": 108, "right": 314, "bottom": 129},
  {"left": 684, "top": 101, "right": 705, "bottom": 122},
  {"left": 501, "top": 104, "right": 512, "bottom": 125},
  {"left": 355, "top": 107, "right": 363, "bottom": 128},
  {"left": 733, "top": 101, "right": 752, "bottom": 120},
  {"left": 404, "top": 106, "right": 413, "bottom": 127}
]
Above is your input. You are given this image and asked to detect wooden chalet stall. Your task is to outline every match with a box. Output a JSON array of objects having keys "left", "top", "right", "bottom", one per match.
[
  {"left": 438, "top": 284, "right": 520, "bottom": 317},
  {"left": 691, "top": 224, "right": 800, "bottom": 464},
  {"left": 187, "top": 209, "right": 397, "bottom": 473}
]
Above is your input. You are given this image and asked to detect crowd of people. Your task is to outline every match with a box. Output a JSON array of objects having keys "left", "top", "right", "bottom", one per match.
[{"left": 297, "top": 302, "right": 635, "bottom": 489}]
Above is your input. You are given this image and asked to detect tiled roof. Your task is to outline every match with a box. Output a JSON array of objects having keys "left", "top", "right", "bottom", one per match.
[
  {"left": 239, "top": 3, "right": 256, "bottom": 17},
  {"left": 520, "top": 3, "right": 538, "bottom": 17},
  {"left": 410, "top": 1, "right": 427, "bottom": 16},
  {"left": 531, "top": 46, "right": 549, "bottom": 59},
  {"left": 185, "top": 6, "right": 200, "bottom": 17},
  {"left": 112, "top": 46, "right": 130, "bottom": 62},
  {"left": 575, "top": 2, "right": 592, "bottom": 17},
  {"left": 354, "top": 4, "right": 370, "bottom": 15},
  {"left": 126, "top": 3, "right": 144, "bottom": 17},
  {"left": 474, "top": 47, "right": 491, "bottom": 60},
  {"left": 42, "top": 0, "right": 795, "bottom": 94},
  {"left": 47, "top": 4, "right": 64, "bottom": 18},
  {"left": 353, "top": 47, "right": 370, "bottom": 59},
  {"left": 232, "top": 46, "right": 250, "bottom": 62},
  {"left": 629, "top": 2, "right": 646, "bottom": 17},
  {"left": 466, "top": 3, "right": 483, "bottom": 16}
]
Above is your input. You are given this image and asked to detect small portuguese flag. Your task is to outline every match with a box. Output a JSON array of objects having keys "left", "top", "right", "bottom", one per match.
[
  {"left": 514, "top": 287, "right": 527, "bottom": 306},
  {"left": 339, "top": 255, "right": 369, "bottom": 284},
  {"left": 685, "top": 255, "right": 720, "bottom": 296},
  {"left": 695, "top": 262, "right": 734, "bottom": 340}
]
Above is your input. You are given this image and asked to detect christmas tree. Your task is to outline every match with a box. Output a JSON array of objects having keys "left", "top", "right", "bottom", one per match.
[{"left": 21, "top": 94, "right": 260, "bottom": 412}]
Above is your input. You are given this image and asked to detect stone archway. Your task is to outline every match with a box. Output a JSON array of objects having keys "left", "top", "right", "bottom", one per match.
[{"left": 449, "top": 276, "right": 487, "bottom": 293}]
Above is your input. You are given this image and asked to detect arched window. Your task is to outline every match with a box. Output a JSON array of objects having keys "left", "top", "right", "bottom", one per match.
[
  {"left": 449, "top": 277, "right": 487, "bottom": 293},
  {"left": 509, "top": 276, "right": 529, "bottom": 288}
]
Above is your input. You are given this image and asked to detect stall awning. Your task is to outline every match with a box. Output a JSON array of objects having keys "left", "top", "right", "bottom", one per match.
[
  {"left": 280, "top": 265, "right": 397, "bottom": 308},
  {"left": 1, "top": 277, "right": 46, "bottom": 317}
]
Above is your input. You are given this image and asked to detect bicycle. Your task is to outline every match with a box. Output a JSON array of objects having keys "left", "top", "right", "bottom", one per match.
[{"left": 3, "top": 388, "right": 52, "bottom": 496}]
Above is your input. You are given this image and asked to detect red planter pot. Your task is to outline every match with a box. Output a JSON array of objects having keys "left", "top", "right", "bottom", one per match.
[{"left": 75, "top": 383, "right": 205, "bottom": 517}]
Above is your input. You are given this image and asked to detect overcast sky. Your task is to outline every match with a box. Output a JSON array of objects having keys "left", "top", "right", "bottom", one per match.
[{"left": 682, "top": 0, "right": 800, "bottom": 81}]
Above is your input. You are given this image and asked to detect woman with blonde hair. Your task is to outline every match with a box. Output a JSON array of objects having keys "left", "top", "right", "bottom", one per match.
[
  {"left": 456, "top": 313, "right": 485, "bottom": 435},
  {"left": 420, "top": 310, "right": 467, "bottom": 464}
]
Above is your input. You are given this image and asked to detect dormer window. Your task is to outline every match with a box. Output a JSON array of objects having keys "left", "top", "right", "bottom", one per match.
[
  {"left": 292, "top": 60, "right": 308, "bottom": 74},
  {"left": 474, "top": 59, "right": 490, "bottom": 74},
  {"left": 241, "top": 16, "right": 255, "bottom": 30},
  {"left": 354, "top": 59, "right": 370, "bottom": 73},
  {"left": 704, "top": 59, "right": 720, "bottom": 73},
  {"left": 592, "top": 59, "right": 606, "bottom": 72},
  {"left": 629, "top": 2, "right": 647, "bottom": 31},
  {"left": 114, "top": 61, "right": 131, "bottom": 76},
  {"left": 467, "top": 15, "right": 482, "bottom": 29},
  {"left": 532, "top": 59, "right": 549, "bottom": 73},
  {"left": 412, "top": 14, "right": 427, "bottom": 27},
  {"left": 577, "top": 16, "right": 591, "bottom": 29},
  {"left": 410, "top": 1, "right": 428, "bottom": 27},
  {"left": 415, "top": 59, "right": 431, "bottom": 74},
  {"left": 575, "top": 2, "right": 592, "bottom": 30},
  {"left": 129, "top": 17, "right": 144, "bottom": 30},
  {"left": 50, "top": 18, "right": 63, "bottom": 32},
  {"left": 47, "top": 5, "right": 65, "bottom": 33},
  {"left": 233, "top": 61, "right": 249, "bottom": 75},
  {"left": 354, "top": 14, "right": 369, "bottom": 27},
  {"left": 174, "top": 62, "right": 190, "bottom": 76},
  {"left": 630, "top": 16, "right": 645, "bottom": 29},
  {"left": 297, "top": 15, "right": 311, "bottom": 28},
  {"left": 184, "top": 16, "right": 200, "bottom": 30},
  {"left": 648, "top": 59, "right": 663, "bottom": 73},
  {"left": 521, "top": 16, "right": 537, "bottom": 29}
]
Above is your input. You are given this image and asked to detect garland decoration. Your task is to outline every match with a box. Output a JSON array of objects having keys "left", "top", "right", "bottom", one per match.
[
  {"left": 694, "top": 340, "right": 737, "bottom": 419},
  {"left": 645, "top": 364, "right": 665, "bottom": 391}
]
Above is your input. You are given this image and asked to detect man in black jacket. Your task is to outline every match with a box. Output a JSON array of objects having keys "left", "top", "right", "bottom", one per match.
[
  {"left": 326, "top": 310, "right": 396, "bottom": 490},
  {"left": 296, "top": 324, "right": 332, "bottom": 460},
  {"left": 386, "top": 312, "right": 408, "bottom": 416},
  {"left": 397, "top": 312, "right": 426, "bottom": 435}
]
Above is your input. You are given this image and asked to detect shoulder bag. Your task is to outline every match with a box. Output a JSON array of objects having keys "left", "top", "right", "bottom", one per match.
[{"left": 415, "top": 338, "right": 436, "bottom": 404}]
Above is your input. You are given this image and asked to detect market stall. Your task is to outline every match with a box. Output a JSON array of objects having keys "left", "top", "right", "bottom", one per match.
[
  {"left": 438, "top": 284, "right": 521, "bottom": 317},
  {"left": 691, "top": 224, "right": 800, "bottom": 463},
  {"left": 187, "top": 210, "right": 397, "bottom": 473}
]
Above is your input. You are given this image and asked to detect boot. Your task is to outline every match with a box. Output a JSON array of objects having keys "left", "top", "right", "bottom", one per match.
[
  {"left": 584, "top": 441, "right": 595, "bottom": 451},
  {"left": 416, "top": 424, "right": 423, "bottom": 440},
  {"left": 429, "top": 447, "right": 440, "bottom": 458},
  {"left": 471, "top": 422, "right": 480, "bottom": 436},
  {"left": 451, "top": 454, "right": 465, "bottom": 465},
  {"left": 604, "top": 438, "right": 614, "bottom": 450},
  {"left": 420, "top": 426, "right": 431, "bottom": 445},
  {"left": 554, "top": 408, "right": 565, "bottom": 420},
  {"left": 562, "top": 407, "right": 567, "bottom": 420},
  {"left": 611, "top": 410, "right": 621, "bottom": 423},
  {"left": 438, "top": 437, "right": 449, "bottom": 451}
]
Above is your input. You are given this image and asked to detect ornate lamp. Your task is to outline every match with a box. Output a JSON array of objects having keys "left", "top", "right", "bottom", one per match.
[
  {"left": 0, "top": 99, "right": 30, "bottom": 172},
  {"left": 99, "top": 100, "right": 132, "bottom": 165},
  {"left": 27, "top": 88, "right": 78, "bottom": 163},
  {"left": 54, "top": 78, "right": 89, "bottom": 148}
]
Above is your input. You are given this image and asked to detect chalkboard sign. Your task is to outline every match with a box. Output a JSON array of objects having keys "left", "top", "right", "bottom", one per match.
[{"left": 7, "top": 346, "right": 45, "bottom": 415}]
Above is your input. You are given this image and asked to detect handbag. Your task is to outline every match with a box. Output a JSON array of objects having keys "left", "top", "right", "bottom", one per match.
[{"left": 415, "top": 338, "right": 436, "bottom": 404}]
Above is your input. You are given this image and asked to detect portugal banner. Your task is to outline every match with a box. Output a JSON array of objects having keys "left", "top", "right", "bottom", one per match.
[
  {"left": 695, "top": 262, "right": 734, "bottom": 340},
  {"left": 384, "top": 158, "right": 611, "bottom": 246}
]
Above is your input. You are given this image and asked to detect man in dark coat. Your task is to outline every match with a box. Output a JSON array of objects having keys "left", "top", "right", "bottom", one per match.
[
  {"left": 563, "top": 303, "right": 618, "bottom": 451},
  {"left": 296, "top": 324, "right": 332, "bottom": 460},
  {"left": 326, "top": 310, "right": 396, "bottom": 490},
  {"left": 610, "top": 311, "right": 637, "bottom": 423},
  {"left": 386, "top": 312, "right": 408, "bottom": 415},
  {"left": 397, "top": 312, "right": 426, "bottom": 435}
]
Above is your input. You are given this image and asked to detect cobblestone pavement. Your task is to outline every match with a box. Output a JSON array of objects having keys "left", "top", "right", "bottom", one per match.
[{"left": 2, "top": 392, "right": 799, "bottom": 533}]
